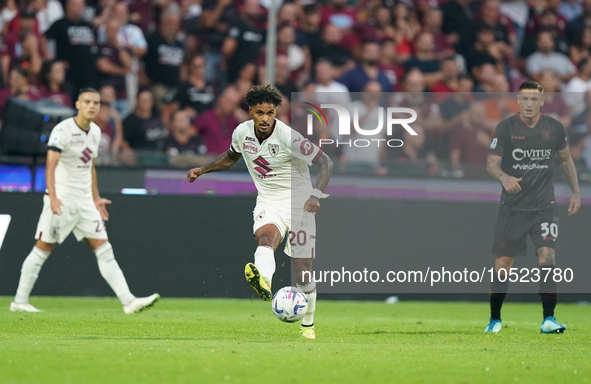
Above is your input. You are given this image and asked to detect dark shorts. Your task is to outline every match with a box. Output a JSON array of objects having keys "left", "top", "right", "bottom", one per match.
[{"left": 491, "top": 207, "right": 558, "bottom": 257}]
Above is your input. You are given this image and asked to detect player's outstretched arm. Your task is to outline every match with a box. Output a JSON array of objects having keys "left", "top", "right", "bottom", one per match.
[
  {"left": 187, "top": 149, "right": 242, "bottom": 182},
  {"left": 486, "top": 154, "right": 522, "bottom": 194},
  {"left": 46, "top": 149, "right": 63, "bottom": 215},
  {"left": 557, "top": 146, "right": 581, "bottom": 216},
  {"left": 304, "top": 152, "right": 334, "bottom": 213}
]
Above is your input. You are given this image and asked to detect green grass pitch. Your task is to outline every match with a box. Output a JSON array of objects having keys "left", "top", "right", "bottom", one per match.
[{"left": 0, "top": 297, "right": 590, "bottom": 384}]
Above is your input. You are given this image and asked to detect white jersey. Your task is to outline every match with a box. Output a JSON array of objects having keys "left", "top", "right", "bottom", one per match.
[
  {"left": 230, "top": 119, "right": 322, "bottom": 203},
  {"left": 47, "top": 117, "right": 101, "bottom": 200}
]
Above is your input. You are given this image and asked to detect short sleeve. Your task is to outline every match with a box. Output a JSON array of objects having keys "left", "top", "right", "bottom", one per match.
[
  {"left": 288, "top": 129, "right": 322, "bottom": 166},
  {"left": 230, "top": 125, "right": 242, "bottom": 153},
  {"left": 489, "top": 122, "right": 506, "bottom": 156},
  {"left": 44, "top": 19, "right": 58, "bottom": 40},
  {"left": 48, "top": 125, "right": 70, "bottom": 152},
  {"left": 554, "top": 121, "right": 568, "bottom": 150}
]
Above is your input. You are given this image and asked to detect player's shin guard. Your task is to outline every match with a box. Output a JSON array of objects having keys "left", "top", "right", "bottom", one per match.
[
  {"left": 297, "top": 280, "right": 317, "bottom": 326},
  {"left": 490, "top": 273, "right": 508, "bottom": 321},
  {"left": 94, "top": 242, "right": 135, "bottom": 306},
  {"left": 14, "top": 247, "right": 50, "bottom": 304},
  {"left": 254, "top": 246, "right": 276, "bottom": 283},
  {"left": 539, "top": 270, "right": 558, "bottom": 319}
]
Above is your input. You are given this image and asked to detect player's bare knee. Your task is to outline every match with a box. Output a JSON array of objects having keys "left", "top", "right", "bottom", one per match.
[
  {"left": 538, "top": 247, "right": 556, "bottom": 267},
  {"left": 495, "top": 257, "right": 513, "bottom": 275}
]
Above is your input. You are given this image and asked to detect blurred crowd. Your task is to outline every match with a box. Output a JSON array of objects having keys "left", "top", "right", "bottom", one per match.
[{"left": 0, "top": 0, "right": 590, "bottom": 179}]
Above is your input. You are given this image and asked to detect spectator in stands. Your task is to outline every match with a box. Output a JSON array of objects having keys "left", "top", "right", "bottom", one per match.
[
  {"left": 569, "top": 27, "right": 591, "bottom": 66},
  {"left": 308, "top": 23, "right": 353, "bottom": 77},
  {"left": 392, "top": 1, "right": 421, "bottom": 45},
  {"left": 378, "top": 38, "right": 404, "bottom": 89},
  {"left": 568, "top": 0, "right": 591, "bottom": 45},
  {"left": 342, "top": 81, "right": 388, "bottom": 176},
  {"left": 472, "top": 62, "right": 497, "bottom": 93},
  {"left": 320, "top": 0, "right": 356, "bottom": 29},
  {"left": 526, "top": 30, "right": 576, "bottom": 82},
  {"left": 199, "top": 0, "right": 239, "bottom": 82},
  {"left": 422, "top": 7, "right": 454, "bottom": 58},
  {"left": 275, "top": 24, "right": 310, "bottom": 87},
  {"left": 559, "top": 0, "right": 583, "bottom": 22},
  {"left": 5, "top": 0, "right": 41, "bottom": 36},
  {"left": 564, "top": 58, "right": 591, "bottom": 117},
  {"left": 479, "top": 0, "right": 516, "bottom": 54},
  {"left": 0, "top": 65, "right": 42, "bottom": 116},
  {"left": 373, "top": 6, "right": 398, "bottom": 44},
  {"left": 465, "top": 23, "right": 504, "bottom": 75},
  {"left": 124, "top": 89, "right": 168, "bottom": 151},
  {"left": 193, "top": 86, "right": 241, "bottom": 155},
  {"left": 44, "top": 0, "right": 98, "bottom": 100},
  {"left": 273, "top": 54, "right": 298, "bottom": 101},
  {"left": 162, "top": 54, "right": 217, "bottom": 126},
  {"left": 221, "top": 0, "right": 263, "bottom": 84},
  {"left": 471, "top": 74, "right": 520, "bottom": 133},
  {"left": 441, "top": 0, "right": 476, "bottom": 55},
  {"left": 431, "top": 56, "right": 460, "bottom": 93},
  {"left": 0, "top": 0, "right": 18, "bottom": 35},
  {"left": 143, "top": 8, "right": 184, "bottom": 112},
  {"left": 95, "top": 84, "right": 125, "bottom": 152},
  {"left": 538, "top": 69, "right": 571, "bottom": 128},
  {"left": 405, "top": 32, "right": 444, "bottom": 89},
  {"left": 38, "top": 59, "right": 72, "bottom": 107},
  {"left": 337, "top": 41, "right": 391, "bottom": 92},
  {"left": 1, "top": 8, "right": 43, "bottom": 82},
  {"left": 36, "top": 0, "right": 64, "bottom": 35},
  {"left": 96, "top": 19, "right": 132, "bottom": 117},
  {"left": 126, "top": 0, "right": 153, "bottom": 33},
  {"left": 165, "top": 110, "right": 207, "bottom": 156},
  {"left": 449, "top": 108, "right": 492, "bottom": 177},
  {"left": 99, "top": 1, "right": 147, "bottom": 111},
  {"left": 314, "top": 58, "right": 349, "bottom": 95}
]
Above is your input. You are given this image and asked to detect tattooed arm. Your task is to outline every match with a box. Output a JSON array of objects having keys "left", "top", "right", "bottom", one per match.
[
  {"left": 187, "top": 149, "right": 242, "bottom": 182},
  {"left": 557, "top": 146, "right": 581, "bottom": 215},
  {"left": 487, "top": 154, "right": 522, "bottom": 194}
]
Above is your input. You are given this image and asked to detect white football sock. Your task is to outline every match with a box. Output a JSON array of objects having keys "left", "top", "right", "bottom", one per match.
[
  {"left": 94, "top": 242, "right": 135, "bottom": 306},
  {"left": 297, "top": 280, "right": 317, "bottom": 326},
  {"left": 254, "top": 246, "right": 276, "bottom": 283},
  {"left": 14, "top": 247, "right": 50, "bottom": 304}
]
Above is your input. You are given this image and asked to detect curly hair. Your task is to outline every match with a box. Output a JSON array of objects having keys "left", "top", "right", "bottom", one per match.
[{"left": 244, "top": 84, "right": 283, "bottom": 108}]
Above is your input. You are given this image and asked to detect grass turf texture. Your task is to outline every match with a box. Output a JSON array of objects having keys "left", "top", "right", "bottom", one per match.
[{"left": 0, "top": 297, "right": 590, "bottom": 384}]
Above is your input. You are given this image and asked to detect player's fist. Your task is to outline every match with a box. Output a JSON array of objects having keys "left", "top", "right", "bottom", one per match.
[
  {"left": 50, "top": 197, "right": 63, "bottom": 215},
  {"left": 303, "top": 196, "right": 320, "bottom": 213},
  {"left": 187, "top": 167, "right": 204, "bottom": 182},
  {"left": 500, "top": 175, "right": 522, "bottom": 194}
]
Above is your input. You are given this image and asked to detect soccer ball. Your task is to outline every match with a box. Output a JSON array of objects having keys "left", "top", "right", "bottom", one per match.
[{"left": 271, "top": 286, "right": 308, "bottom": 323}]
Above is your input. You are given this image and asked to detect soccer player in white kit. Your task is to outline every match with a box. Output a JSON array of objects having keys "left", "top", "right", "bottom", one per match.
[
  {"left": 187, "top": 85, "right": 333, "bottom": 339},
  {"left": 10, "top": 88, "right": 160, "bottom": 314}
]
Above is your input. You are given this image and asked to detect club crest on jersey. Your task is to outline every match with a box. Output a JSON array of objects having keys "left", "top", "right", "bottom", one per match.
[
  {"left": 243, "top": 142, "right": 258, "bottom": 154},
  {"left": 269, "top": 144, "right": 279, "bottom": 157},
  {"left": 541, "top": 130, "right": 552, "bottom": 140}
]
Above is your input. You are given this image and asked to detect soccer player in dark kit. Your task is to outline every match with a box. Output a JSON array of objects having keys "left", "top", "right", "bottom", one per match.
[{"left": 484, "top": 80, "right": 581, "bottom": 334}]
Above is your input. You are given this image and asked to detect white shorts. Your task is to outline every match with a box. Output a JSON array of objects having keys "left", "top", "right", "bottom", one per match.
[
  {"left": 253, "top": 200, "right": 316, "bottom": 259},
  {"left": 35, "top": 195, "right": 108, "bottom": 244}
]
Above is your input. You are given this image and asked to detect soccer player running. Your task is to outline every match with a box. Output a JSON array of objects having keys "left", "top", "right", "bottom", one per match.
[
  {"left": 10, "top": 88, "right": 160, "bottom": 314},
  {"left": 187, "top": 85, "right": 333, "bottom": 339},
  {"left": 485, "top": 80, "right": 580, "bottom": 333}
]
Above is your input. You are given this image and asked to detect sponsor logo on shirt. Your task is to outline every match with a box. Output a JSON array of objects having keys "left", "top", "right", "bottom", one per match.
[
  {"left": 245, "top": 136, "right": 255, "bottom": 142},
  {"left": 243, "top": 142, "right": 258, "bottom": 154},
  {"left": 511, "top": 135, "right": 525, "bottom": 140},
  {"left": 512, "top": 148, "right": 551, "bottom": 161},
  {"left": 513, "top": 163, "right": 549, "bottom": 170},
  {"left": 300, "top": 140, "right": 314, "bottom": 156}
]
